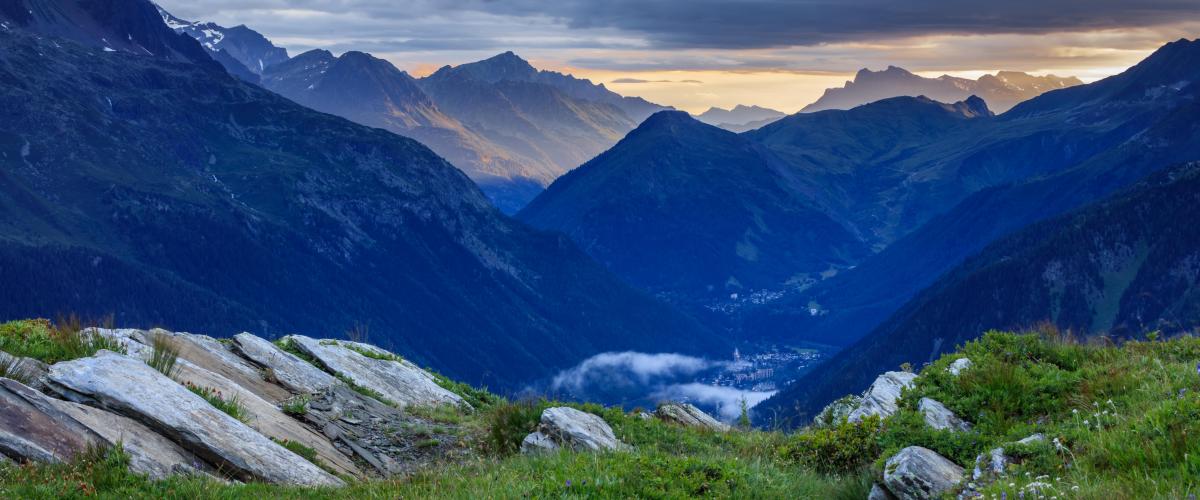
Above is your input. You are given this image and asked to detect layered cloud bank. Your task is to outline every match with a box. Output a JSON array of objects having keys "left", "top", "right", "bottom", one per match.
[{"left": 548, "top": 351, "right": 775, "bottom": 422}]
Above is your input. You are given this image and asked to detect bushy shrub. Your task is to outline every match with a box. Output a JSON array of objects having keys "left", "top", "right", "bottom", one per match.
[
  {"left": 778, "top": 416, "right": 882, "bottom": 473},
  {"left": 485, "top": 399, "right": 542, "bottom": 456}
]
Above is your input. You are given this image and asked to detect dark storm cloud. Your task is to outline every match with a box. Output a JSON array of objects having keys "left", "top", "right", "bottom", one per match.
[{"left": 474, "top": 0, "right": 1200, "bottom": 49}]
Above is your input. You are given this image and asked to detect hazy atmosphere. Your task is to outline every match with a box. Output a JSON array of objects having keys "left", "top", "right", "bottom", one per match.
[{"left": 156, "top": 0, "right": 1200, "bottom": 111}]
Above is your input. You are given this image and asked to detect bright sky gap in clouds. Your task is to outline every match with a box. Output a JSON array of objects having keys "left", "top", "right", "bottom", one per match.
[{"left": 156, "top": 1, "right": 1200, "bottom": 113}]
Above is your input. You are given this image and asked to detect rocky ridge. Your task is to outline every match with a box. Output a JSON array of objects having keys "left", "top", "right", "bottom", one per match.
[{"left": 0, "top": 326, "right": 482, "bottom": 485}]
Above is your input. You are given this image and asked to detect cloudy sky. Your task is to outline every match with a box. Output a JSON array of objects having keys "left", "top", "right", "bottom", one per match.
[{"left": 156, "top": 0, "right": 1200, "bottom": 113}]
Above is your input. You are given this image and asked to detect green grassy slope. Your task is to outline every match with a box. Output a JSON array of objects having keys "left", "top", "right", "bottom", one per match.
[{"left": 4, "top": 330, "right": 1198, "bottom": 498}]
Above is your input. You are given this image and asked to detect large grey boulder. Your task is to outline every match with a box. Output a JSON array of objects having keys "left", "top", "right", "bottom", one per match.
[
  {"left": 0, "top": 378, "right": 103, "bottom": 463},
  {"left": 44, "top": 350, "right": 343, "bottom": 486},
  {"left": 947, "top": 358, "right": 972, "bottom": 376},
  {"left": 532, "top": 407, "right": 629, "bottom": 452},
  {"left": 232, "top": 333, "right": 337, "bottom": 394},
  {"left": 655, "top": 402, "right": 730, "bottom": 431},
  {"left": 171, "top": 358, "right": 360, "bottom": 477},
  {"left": 882, "top": 446, "right": 964, "bottom": 500},
  {"left": 848, "top": 371, "right": 917, "bottom": 423},
  {"left": 45, "top": 396, "right": 213, "bottom": 479},
  {"left": 918, "top": 398, "right": 972, "bottom": 432},
  {"left": 285, "top": 336, "right": 464, "bottom": 409}
]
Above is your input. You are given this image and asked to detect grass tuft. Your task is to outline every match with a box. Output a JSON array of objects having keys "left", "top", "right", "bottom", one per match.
[
  {"left": 146, "top": 331, "right": 181, "bottom": 379},
  {"left": 184, "top": 381, "right": 250, "bottom": 423},
  {"left": 0, "top": 316, "right": 126, "bottom": 364}
]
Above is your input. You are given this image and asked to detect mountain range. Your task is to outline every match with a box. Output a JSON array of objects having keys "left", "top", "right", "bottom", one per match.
[
  {"left": 801, "top": 66, "right": 1083, "bottom": 113},
  {"left": 694, "top": 104, "right": 786, "bottom": 132},
  {"left": 521, "top": 95, "right": 998, "bottom": 306},
  {"left": 157, "top": 5, "right": 288, "bottom": 82},
  {"left": 153, "top": 10, "right": 672, "bottom": 213},
  {"left": 0, "top": 0, "right": 725, "bottom": 391},
  {"left": 755, "top": 38, "right": 1200, "bottom": 424}
]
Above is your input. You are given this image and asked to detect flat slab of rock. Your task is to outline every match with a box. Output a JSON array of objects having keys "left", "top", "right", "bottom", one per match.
[
  {"left": 0, "top": 378, "right": 103, "bottom": 463},
  {"left": 848, "top": 371, "right": 917, "bottom": 423},
  {"left": 286, "top": 336, "right": 464, "bottom": 409},
  {"left": 46, "top": 396, "right": 212, "bottom": 479},
  {"left": 165, "top": 331, "right": 292, "bottom": 403},
  {"left": 171, "top": 359, "right": 360, "bottom": 477},
  {"left": 656, "top": 403, "right": 730, "bottom": 431},
  {"left": 0, "top": 351, "right": 49, "bottom": 391},
  {"left": 232, "top": 333, "right": 337, "bottom": 394},
  {"left": 883, "top": 446, "right": 964, "bottom": 500},
  {"left": 536, "top": 407, "right": 629, "bottom": 452},
  {"left": 45, "top": 350, "right": 343, "bottom": 486},
  {"left": 918, "top": 398, "right": 972, "bottom": 432}
]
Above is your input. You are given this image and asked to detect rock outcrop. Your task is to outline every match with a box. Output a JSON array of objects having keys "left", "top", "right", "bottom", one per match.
[
  {"left": 918, "top": 398, "right": 972, "bottom": 432},
  {"left": 848, "top": 371, "right": 917, "bottom": 423},
  {"left": 46, "top": 396, "right": 212, "bottom": 479},
  {"left": 232, "top": 333, "right": 337, "bottom": 394},
  {"left": 170, "top": 357, "right": 360, "bottom": 476},
  {"left": 301, "top": 384, "right": 466, "bottom": 477},
  {"left": 524, "top": 407, "right": 629, "bottom": 452},
  {"left": 285, "top": 336, "right": 464, "bottom": 409},
  {"left": 655, "top": 402, "right": 730, "bottom": 431},
  {"left": 813, "top": 395, "right": 861, "bottom": 427},
  {"left": 947, "top": 358, "right": 973, "bottom": 376},
  {"left": 45, "top": 350, "right": 344, "bottom": 486},
  {"left": 882, "top": 446, "right": 964, "bottom": 500},
  {"left": 0, "top": 378, "right": 103, "bottom": 464}
]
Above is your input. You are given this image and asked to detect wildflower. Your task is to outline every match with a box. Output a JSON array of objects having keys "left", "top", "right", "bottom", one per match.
[
  {"left": 1071, "top": 409, "right": 1078, "bottom": 414},
  {"left": 1083, "top": 420, "right": 1089, "bottom": 426},
  {"left": 565, "top": 480, "right": 571, "bottom": 487}
]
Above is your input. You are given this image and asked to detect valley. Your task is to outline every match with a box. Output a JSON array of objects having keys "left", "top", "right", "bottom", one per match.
[{"left": 1, "top": 0, "right": 1199, "bottom": 496}]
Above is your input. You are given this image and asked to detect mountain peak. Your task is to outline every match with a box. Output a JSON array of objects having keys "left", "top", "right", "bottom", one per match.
[{"left": 452, "top": 50, "right": 538, "bottom": 83}]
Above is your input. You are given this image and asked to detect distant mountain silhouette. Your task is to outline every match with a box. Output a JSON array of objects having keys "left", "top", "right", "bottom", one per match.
[
  {"left": 802, "top": 66, "right": 1081, "bottom": 113},
  {"left": 694, "top": 105, "right": 786, "bottom": 131},
  {"left": 415, "top": 52, "right": 670, "bottom": 211}
]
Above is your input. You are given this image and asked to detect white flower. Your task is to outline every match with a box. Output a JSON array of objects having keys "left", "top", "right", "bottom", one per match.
[
  {"left": 1072, "top": 409, "right": 1078, "bottom": 414},
  {"left": 1083, "top": 420, "right": 1089, "bottom": 426}
]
